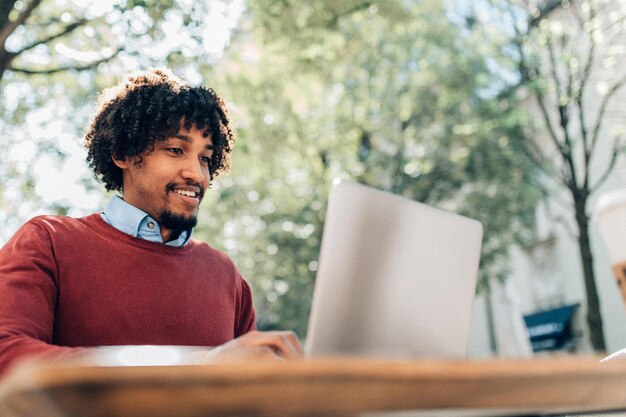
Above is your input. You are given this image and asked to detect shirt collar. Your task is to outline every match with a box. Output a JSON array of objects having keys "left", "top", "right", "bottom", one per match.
[{"left": 101, "top": 196, "right": 191, "bottom": 247}]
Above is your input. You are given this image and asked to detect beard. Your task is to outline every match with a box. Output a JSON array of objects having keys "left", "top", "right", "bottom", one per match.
[
  {"left": 158, "top": 209, "right": 198, "bottom": 235},
  {"left": 157, "top": 182, "right": 203, "bottom": 235}
]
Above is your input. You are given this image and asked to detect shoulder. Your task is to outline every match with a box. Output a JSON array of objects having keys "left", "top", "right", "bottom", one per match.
[
  {"left": 28, "top": 214, "right": 79, "bottom": 229},
  {"left": 6, "top": 214, "right": 104, "bottom": 248},
  {"left": 0, "top": 216, "right": 77, "bottom": 258},
  {"left": 9, "top": 215, "right": 71, "bottom": 240},
  {"left": 27, "top": 214, "right": 100, "bottom": 235}
]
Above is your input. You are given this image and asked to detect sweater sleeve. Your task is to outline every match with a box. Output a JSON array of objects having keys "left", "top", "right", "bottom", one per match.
[
  {"left": 0, "top": 221, "right": 85, "bottom": 379},
  {"left": 235, "top": 277, "right": 257, "bottom": 337}
]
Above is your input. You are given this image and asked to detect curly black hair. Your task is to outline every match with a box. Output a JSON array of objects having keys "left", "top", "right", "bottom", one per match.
[{"left": 85, "top": 68, "right": 235, "bottom": 191}]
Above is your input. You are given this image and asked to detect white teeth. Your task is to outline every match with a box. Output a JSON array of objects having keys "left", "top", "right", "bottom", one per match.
[{"left": 175, "top": 190, "right": 197, "bottom": 197}]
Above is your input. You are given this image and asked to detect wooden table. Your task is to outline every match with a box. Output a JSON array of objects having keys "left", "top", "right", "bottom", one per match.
[{"left": 1, "top": 349, "right": 625, "bottom": 417}]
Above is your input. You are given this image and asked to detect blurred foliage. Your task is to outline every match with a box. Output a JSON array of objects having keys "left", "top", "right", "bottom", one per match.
[
  {"left": 0, "top": 0, "right": 221, "bottom": 235},
  {"left": 1, "top": 0, "right": 544, "bottom": 338},
  {"left": 192, "top": 0, "right": 542, "bottom": 336}
]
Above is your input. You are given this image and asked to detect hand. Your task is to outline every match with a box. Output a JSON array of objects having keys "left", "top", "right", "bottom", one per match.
[{"left": 201, "top": 331, "right": 304, "bottom": 364}]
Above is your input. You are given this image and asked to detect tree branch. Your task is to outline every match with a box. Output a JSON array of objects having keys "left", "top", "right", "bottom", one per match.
[
  {"left": 523, "top": 121, "right": 572, "bottom": 195},
  {"left": 577, "top": 3, "right": 597, "bottom": 191},
  {"left": 577, "top": 2, "right": 596, "bottom": 93},
  {"left": 495, "top": 0, "right": 569, "bottom": 100},
  {"left": 327, "top": 2, "right": 373, "bottom": 28},
  {"left": 529, "top": 0, "right": 565, "bottom": 28},
  {"left": 510, "top": 3, "right": 531, "bottom": 81},
  {"left": 524, "top": 128, "right": 564, "bottom": 181},
  {"left": 545, "top": 30, "right": 580, "bottom": 190},
  {"left": 537, "top": 87, "right": 581, "bottom": 193},
  {"left": 590, "top": 139, "right": 624, "bottom": 194},
  {"left": 561, "top": 41, "right": 588, "bottom": 191},
  {"left": 536, "top": 156, "right": 572, "bottom": 198},
  {"left": 577, "top": 96, "right": 591, "bottom": 189},
  {"left": 538, "top": 188, "right": 578, "bottom": 239},
  {"left": 546, "top": 32, "right": 563, "bottom": 101},
  {"left": 16, "top": 19, "right": 88, "bottom": 54},
  {"left": 8, "top": 47, "right": 122, "bottom": 75},
  {"left": 535, "top": 90, "right": 566, "bottom": 157},
  {"left": 0, "top": 1, "right": 18, "bottom": 31},
  {"left": 0, "top": 0, "right": 43, "bottom": 48},
  {"left": 589, "top": 73, "right": 626, "bottom": 153}
]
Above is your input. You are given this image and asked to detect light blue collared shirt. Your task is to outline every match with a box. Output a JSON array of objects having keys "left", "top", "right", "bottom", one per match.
[{"left": 101, "top": 196, "right": 191, "bottom": 247}]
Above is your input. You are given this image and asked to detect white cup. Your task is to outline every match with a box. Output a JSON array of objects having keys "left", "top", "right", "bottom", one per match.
[{"left": 594, "top": 189, "right": 626, "bottom": 306}]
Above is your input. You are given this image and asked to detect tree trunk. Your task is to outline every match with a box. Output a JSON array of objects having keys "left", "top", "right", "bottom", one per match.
[{"left": 574, "top": 192, "right": 607, "bottom": 352}]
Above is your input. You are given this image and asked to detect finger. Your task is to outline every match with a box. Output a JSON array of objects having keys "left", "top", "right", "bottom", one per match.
[
  {"left": 257, "top": 331, "right": 303, "bottom": 360},
  {"left": 203, "top": 345, "right": 284, "bottom": 364},
  {"left": 285, "top": 331, "right": 305, "bottom": 357},
  {"left": 276, "top": 331, "right": 304, "bottom": 358},
  {"left": 245, "top": 345, "right": 285, "bottom": 362},
  {"left": 233, "top": 331, "right": 303, "bottom": 360}
]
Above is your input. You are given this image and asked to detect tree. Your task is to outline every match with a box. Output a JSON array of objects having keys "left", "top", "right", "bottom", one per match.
[
  {"left": 0, "top": 0, "right": 227, "bottom": 83},
  {"left": 0, "top": 0, "right": 235, "bottom": 243},
  {"left": 1, "top": 0, "right": 545, "bottom": 341},
  {"left": 194, "top": 0, "right": 542, "bottom": 336},
  {"left": 484, "top": 0, "right": 626, "bottom": 351}
]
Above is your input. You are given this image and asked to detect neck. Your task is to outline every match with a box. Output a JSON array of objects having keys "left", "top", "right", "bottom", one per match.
[{"left": 161, "top": 227, "right": 181, "bottom": 243}]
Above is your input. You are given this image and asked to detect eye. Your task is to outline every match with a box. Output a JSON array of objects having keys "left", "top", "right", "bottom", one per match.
[
  {"left": 167, "top": 148, "right": 183, "bottom": 155},
  {"left": 200, "top": 156, "right": 212, "bottom": 165}
]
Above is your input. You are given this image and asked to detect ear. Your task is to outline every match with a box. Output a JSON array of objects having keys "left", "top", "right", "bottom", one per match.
[{"left": 112, "top": 155, "right": 130, "bottom": 169}]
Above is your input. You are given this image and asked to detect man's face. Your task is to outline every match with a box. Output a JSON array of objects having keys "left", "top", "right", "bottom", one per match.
[{"left": 114, "top": 124, "right": 214, "bottom": 241}]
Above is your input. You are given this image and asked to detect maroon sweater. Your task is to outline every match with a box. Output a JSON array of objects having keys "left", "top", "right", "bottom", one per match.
[{"left": 0, "top": 214, "right": 256, "bottom": 377}]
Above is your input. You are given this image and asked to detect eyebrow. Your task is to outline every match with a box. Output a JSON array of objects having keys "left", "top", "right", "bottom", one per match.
[{"left": 171, "top": 134, "right": 215, "bottom": 150}]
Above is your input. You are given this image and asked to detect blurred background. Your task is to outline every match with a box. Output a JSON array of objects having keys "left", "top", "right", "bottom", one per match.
[{"left": 0, "top": 0, "right": 625, "bottom": 358}]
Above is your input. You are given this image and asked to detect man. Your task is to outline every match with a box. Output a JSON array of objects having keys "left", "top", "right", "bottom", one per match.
[{"left": 0, "top": 68, "right": 303, "bottom": 378}]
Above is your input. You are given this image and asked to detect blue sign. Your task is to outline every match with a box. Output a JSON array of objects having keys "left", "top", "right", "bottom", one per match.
[{"left": 523, "top": 304, "right": 579, "bottom": 352}]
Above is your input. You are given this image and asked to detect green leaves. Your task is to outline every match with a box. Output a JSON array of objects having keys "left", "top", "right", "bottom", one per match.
[
  {"left": 1, "top": 0, "right": 546, "bottom": 337},
  {"left": 192, "top": 0, "right": 542, "bottom": 335}
]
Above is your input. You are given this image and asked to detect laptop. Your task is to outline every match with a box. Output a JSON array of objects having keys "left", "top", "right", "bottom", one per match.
[{"left": 305, "top": 179, "right": 483, "bottom": 359}]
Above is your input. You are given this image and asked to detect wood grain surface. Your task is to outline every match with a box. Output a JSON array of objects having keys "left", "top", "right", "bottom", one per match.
[{"left": 0, "top": 352, "right": 625, "bottom": 417}]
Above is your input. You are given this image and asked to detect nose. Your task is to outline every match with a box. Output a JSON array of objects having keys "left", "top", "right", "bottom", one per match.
[{"left": 181, "top": 156, "right": 206, "bottom": 184}]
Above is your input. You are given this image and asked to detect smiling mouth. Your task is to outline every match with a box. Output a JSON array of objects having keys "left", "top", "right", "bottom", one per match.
[
  {"left": 174, "top": 189, "right": 198, "bottom": 198},
  {"left": 169, "top": 185, "right": 203, "bottom": 207}
]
